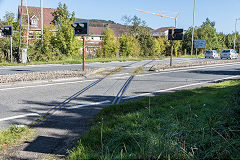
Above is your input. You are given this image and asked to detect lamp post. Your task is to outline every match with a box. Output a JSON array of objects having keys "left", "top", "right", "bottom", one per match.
[
  {"left": 41, "top": 0, "right": 43, "bottom": 45},
  {"left": 191, "top": 0, "right": 196, "bottom": 56},
  {"left": 234, "top": 18, "right": 240, "bottom": 51}
]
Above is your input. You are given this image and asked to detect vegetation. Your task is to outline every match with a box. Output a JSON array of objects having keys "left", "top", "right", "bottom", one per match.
[
  {"left": 183, "top": 18, "right": 240, "bottom": 55},
  {"left": 120, "top": 33, "right": 140, "bottom": 57},
  {"left": 101, "top": 27, "right": 120, "bottom": 58},
  {"left": 68, "top": 80, "right": 240, "bottom": 159},
  {"left": 0, "top": 125, "right": 35, "bottom": 151},
  {"left": 0, "top": 5, "right": 239, "bottom": 64}
]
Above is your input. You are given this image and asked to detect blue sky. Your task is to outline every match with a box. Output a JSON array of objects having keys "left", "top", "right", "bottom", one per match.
[{"left": 0, "top": 0, "right": 239, "bottom": 33}]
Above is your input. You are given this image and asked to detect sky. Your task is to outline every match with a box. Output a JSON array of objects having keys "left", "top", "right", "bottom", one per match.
[{"left": 0, "top": 0, "right": 239, "bottom": 34}]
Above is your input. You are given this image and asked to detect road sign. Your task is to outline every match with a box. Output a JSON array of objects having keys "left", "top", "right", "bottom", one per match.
[
  {"left": 168, "top": 29, "right": 183, "bottom": 40},
  {"left": 194, "top": 39, "right": 205, "bottom": 48},
  {"left": 71, "top": 21, "right": 89, "bottom": 36}
]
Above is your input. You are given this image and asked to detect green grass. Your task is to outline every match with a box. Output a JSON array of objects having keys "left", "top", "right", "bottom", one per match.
[
  {"left": 85, "top": 57, "right": 162, "bottom": 63},
  {"left": 133, "top": 67, "right": 144, "bottom": 75},
  {"left": 176, "top": 55, "right": 204, "bottom": 58},
  {"left": 0, "top": 125, "right": 35, "bottom": 151},
  {"left": 68, "top": 80, "right": 240, "bottom": 159}
]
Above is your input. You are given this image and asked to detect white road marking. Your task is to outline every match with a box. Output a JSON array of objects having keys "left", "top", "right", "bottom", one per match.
[
  {"left": 122, "top": 75, "right": 240, "bottom": 100},
  {"left": 66, "top": 100, "right": 111, "bottom": 110},
  {"left": 0, "top": 62, "right": 239, "bottom": 91},
  {"left": 0, "top": 79, "right": 97, "bottom": 91},
  {"left": 0, "top": 113, "right": 40, "bottom": 122}
]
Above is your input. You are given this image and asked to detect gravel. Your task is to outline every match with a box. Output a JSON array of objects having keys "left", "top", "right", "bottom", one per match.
[
  {"left": 149, "top": 59, "right": 240, "bottom": 71},
  {"left": 0, "top": 68, "right": 103, "bottom": 84}
]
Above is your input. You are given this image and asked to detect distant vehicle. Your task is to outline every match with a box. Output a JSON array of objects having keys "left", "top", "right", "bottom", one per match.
[
  {"left": 205, "top": 50, "right": 218, "bottom": 59},
  {"left": 220, "top": 49, "right": 238, "bottom": 59}
]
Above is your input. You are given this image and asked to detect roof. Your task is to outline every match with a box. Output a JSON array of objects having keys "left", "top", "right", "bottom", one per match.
[
  {"left": 89, "top": 24, "right": 130, "bottom": 37},
  {"left": 18, "top": 6, "right": 56, "bottom": 29},
  {"left": 107, "top": 24, "right": 130, "bottom": 37},
  {"left": 150, "top": 27, "right": 175, "bottom": 33},
  {"left": 89, "top": 27, "right": 105, "bottom": 35}
]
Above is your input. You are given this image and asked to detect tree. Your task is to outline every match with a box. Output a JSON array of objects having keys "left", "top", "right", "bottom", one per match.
[
  {"left": 51, "top": 3, "right": 80, "bottom": 58},
  {"left": 122, "top": 15, "right": 155, "bottom": 57},
  {"left": 196, "top": 18, "right": 218, "bottom": 51},
  {"left": 102, "top": 26, "right": 119, "bottom": 57},
  {"left": 52, "top": 3, "right": 75, "bottom": 27},
  {"left": 173, "top": 40, "right": 182, "bottom": 56},
  {"left": 153, "top": 37, "right": 165, "bottom": 57},
  {"left": 120, "top": 33, "right": 140, "bottom": 57},
  {"left": 4, "top": 12, "right": 15, "bottom": 25}
]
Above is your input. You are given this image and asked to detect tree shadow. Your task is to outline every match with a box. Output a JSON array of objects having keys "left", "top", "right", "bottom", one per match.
[{"left": 188, "top": 70, "right": 240, "bottom": 76}]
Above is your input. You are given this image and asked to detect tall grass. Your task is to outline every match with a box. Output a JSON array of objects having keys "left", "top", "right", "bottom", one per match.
[
  {"left": 0, "top": 125, "right": 35, "bottom": 151},
  {"left": 68, "top": 80, "right": 240, "bottom": 159}
]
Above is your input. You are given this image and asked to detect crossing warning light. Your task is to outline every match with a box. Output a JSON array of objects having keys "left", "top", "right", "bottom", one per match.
[
  {"left": 71, "top": 21, "right": 89, "bottom": 36},
  {"left": 168, "top": 28, "right": 183, "bottom": 41},
  {"left": 1, "top": 25, "right": 13, "bottom": 37}
]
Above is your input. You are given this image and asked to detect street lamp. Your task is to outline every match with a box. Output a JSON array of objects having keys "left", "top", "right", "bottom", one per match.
[
  {"left": 41, "top": 0, "right": 43, "bottom": 45},
  {"left": 191, "top": 0, "right": 196, "bottom": 56},
  {"left": 234, "top": 18, "right": 240, "bottom": 51}
]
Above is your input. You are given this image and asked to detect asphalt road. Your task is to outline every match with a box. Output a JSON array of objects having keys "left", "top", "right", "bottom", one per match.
[
  {"left": 0, "top": 59, "right": 239, "bottom": 129},
  {"left": 0, "top": 59, "right": 240, "bottom": 159},
  {"left": 0, "top": 57, "right": 223, "bottom": 75}
]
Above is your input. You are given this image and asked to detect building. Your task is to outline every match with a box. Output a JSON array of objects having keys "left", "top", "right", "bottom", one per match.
[
  {"left": 150, "top": 27, "right": 175, "bottom": 38},
  {"left": 18, "top": 5, "right": 56, "bottom": 43}
]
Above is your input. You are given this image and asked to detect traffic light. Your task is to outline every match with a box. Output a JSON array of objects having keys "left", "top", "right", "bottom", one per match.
[
  {"left": 168, "top": 28, "right": 183, "bottom": 40},
  {"left": 1, "top": 25, "right": 13, "bottom": 37},
  {"left": 71, "top": 21, "right": 89, "bottom": 36}
]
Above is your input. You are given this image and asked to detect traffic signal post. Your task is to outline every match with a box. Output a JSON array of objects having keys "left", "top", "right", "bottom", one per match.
[
  {"left": 71, "top": 21, "right": 89, "bottom": 71},
  {"left": 168, "top": 28, "right": 183, "bottom": 67},
  {"left": 1, "top": 25, "right": 13, "bottom": 63}
]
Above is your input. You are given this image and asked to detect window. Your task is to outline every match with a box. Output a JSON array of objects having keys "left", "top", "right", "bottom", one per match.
[
  {"left": 29, "top": 32, "right": 34, "bottom": 39},
  {"left": 31, "top": 19, "right": 38, "bottom": 26}
]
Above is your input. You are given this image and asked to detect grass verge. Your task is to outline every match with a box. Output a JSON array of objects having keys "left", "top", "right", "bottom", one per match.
[
  {"left": 0, "top": 125, "right": 35, "bottom": 151},
  {"left": 0, "top": 57, "right": 163, "bottom": 67},
  {"left": 68, "top": 80, "right": 240, "bottom": 159}
]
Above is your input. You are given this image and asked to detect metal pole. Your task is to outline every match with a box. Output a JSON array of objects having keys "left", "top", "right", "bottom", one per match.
[
  {"left": 234, "top": 19, "right": 238, "bottom": 50},
  {"left": 83, "top": 36, "right": 85, "bottom": 71},
  {"left": 191, "top": 0, "right": 196, "bottom": 56},
  {"left": 18, "top": 0, "right": 23, "bottom": 62},
  {"left": 170, "top": 28, "right": 174, "bottom": 67},
  {"left": 10, "top": 36, "right": 13, "bottom": 63},
  {"left": 170, "top": 40, "right": 173, "bottom": 66},
  {"left": 41, "top": 0, "right": 43, "bottom": 45}
]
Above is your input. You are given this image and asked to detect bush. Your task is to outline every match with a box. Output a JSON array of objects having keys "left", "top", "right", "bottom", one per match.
[{"left": 120, "top": 34, "right": 140, "bottom": 57}]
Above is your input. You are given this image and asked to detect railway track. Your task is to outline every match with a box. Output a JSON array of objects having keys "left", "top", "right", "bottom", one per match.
[{"left": 30, "top": 60, "right": 153, "bottom": 125}]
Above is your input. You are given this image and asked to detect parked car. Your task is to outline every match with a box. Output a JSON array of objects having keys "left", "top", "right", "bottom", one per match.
[
  {"left": 205, "top": 50, "right": 218, "bottom": 59},
  {"left": 220, "top": 49, "right": 238, "bottom": 59}
]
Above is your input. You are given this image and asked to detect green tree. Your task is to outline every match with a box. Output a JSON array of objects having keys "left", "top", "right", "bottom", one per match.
[
  {"left": 122, "top": 15, "right": 155, "bottom": 57},
  {"left": 102, "top": 26, "right": 119, "bottom": 57},
  {"left": 217, "top": 32, "right": 227, "bottom": 52},
  {"left": 120, "top": 33, "right": 140, "bottom": 57},
  {"left": 196, "top": 18, "right": 218, "bottom": 51},
  {"left": 52, "top": 3, "right": 80, "bottom": 58},
  {"left": 153, "top": 37, "right": 165, "bottom": 56},
  {"left": 225, "top": 33, "right": 235, "bottom": 49},
  {"left": 4, "top": 11, "right": 15, "bottom": 25},
  {"left": 29, "top": 26, "right": 59, "bottom": 61},
  {"left": 52, "top": 3, "right": 75, "bottom": 27},
  {"left": 173, "top": 40, "right": 182, "bottom": 56}
]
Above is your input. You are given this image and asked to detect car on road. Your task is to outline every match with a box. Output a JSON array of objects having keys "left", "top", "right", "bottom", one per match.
[
  {"left": 220, "top": 49, "right": 238, "bottom": 59},
  {"left": 205, "top": 50, "right": 218, "bottom": 59}
]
